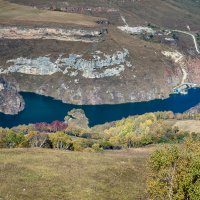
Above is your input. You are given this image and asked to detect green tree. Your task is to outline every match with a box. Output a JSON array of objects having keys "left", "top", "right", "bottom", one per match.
[
  {"left": 146, "top": 140, "right": 200, "bottom": 199},
  {"left": 3, "top": 130, "right": 26, "bottom": 148}
]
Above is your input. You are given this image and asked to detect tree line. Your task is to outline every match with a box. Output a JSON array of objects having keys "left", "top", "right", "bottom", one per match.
[{"left": 0, "top": 112, "right": 200, "bottom": 152}]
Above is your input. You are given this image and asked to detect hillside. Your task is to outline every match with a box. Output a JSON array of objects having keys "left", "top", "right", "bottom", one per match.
[
  {"left": 0, "top": 147, "right": 153, "bottom": 200},
  {"left": 0, "top": 0, "right": 199, "bottom": 114}
]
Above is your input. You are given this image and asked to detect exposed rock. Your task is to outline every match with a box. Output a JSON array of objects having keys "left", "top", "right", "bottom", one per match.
[
  {"left": 118, "top": 26, "right": 155, "bottom": 35},
  {"left": 65, "top": 109, "right": 89, "bottom": 129},
  {"left": 162, "top": 51, "right": 185, "bottom": 64},
  {"left": 1, "top": 49, "right": 131, "bottom": 78},
  {"left": 0, "top": 27, "right": 183, "bottom": 106},
  {"left": 0, "top": 26, "right": 104, "bottom": 43},
  {"left": 186, "top": 58, "right": 200, "bottom": 84},
  {"left": 185, "top": 103, "right": 200, "bottom": 114},
  {"left": 0, "top": 78, "right": 24, "bottom": 115}
]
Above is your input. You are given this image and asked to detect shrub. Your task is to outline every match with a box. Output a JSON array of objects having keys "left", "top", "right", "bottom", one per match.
[
  {"left": 49, "top": 132, "right": 71, "bottom": 150},
  {"left": 2, "top": 130, "right": 26, "bottom": 148},
  {"left": 146, "top": 139, "right": 200, "bottom": 199},
  {"left": 27, "top": 131, "right": 51, "bottom": 148},
  {"left": 92, "top": 143, "right": 103, "bottom": 152}
]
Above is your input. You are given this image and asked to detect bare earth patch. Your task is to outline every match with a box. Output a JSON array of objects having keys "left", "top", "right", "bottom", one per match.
[{"left": 174, "top": 120, "right": 200, "bottom": 133}]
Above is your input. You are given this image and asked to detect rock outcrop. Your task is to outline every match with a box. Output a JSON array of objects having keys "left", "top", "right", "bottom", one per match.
[
  {"left": 118, "top": 26, "right": 155, "bottom": 35},
  {"left": 185, "top": 103, "right": 200, "bottom": 114},
  {"left": 1, "top": 49, "right": 131, "bottom": 78},
  {"left": 0, "top": 26, "right": 105, "bottom": 43},
  {"left": 0, "top": 78, "right": 24, "bottom": 114},
  {"left": 65, "top": 109, "right": 89, "bottom": 129}
]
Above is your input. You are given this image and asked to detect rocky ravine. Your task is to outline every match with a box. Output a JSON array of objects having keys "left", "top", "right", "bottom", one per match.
[{"left": 0, "top": 78, "right": 24, "bottom": 114}]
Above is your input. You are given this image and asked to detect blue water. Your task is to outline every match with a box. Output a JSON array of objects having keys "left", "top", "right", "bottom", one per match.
[{"left": 0, "top": 88, "right": 200, "bottom": 128}]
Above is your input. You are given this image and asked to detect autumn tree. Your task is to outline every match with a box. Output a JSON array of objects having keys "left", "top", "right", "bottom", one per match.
[
  {"left": 49, "top": 132, "right": 71, "bottom": 150},
  {"left": 146, "top": 139, "right": 200, "bottom": 199},
  {"left": 27, "top": 131, "right": 51, "bottom": 148},
  {"left": 1, "top": 130, "right": 26, "bottom": 148},
  {"left": 34, "top": 121, "right": 68, "bottom": 132}
]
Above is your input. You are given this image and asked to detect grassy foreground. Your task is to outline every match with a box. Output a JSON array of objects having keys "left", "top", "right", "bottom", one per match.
[{"left": 0, "top": 147, "right": 154, "bottom": 200}]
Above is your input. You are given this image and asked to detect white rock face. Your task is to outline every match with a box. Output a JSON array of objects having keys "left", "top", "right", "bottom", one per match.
[
  {"left": 0, "top": 26, "right": 102, "bottom": 42},
  {"left": 118, "top": 26, "right": 155, "bottom": 35},
  {"left": 0, "top": 83, "right": 4, "bottom": 91},
  {"left": 6, "top": 57, "right": 62, "bottom": 75},
  {"left": 162, "top": 51, "right": 184, "bottom": 64},
  {"left": 1, "top": 49, "right": 132, "bottom": 78},
  {"left": 162, "top": 50, "right": 187, "bottom": 84}
]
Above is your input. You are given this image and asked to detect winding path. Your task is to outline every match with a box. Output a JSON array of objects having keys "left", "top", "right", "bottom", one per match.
[{"left": 173, "top": 30, "right": 200, "bottom": 54}]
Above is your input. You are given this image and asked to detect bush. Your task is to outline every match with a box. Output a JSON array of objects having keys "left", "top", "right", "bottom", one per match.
[
  {"left": 2, "top": 130, "right": 27, "bottom": 148},
  {"left": 92, "top": 143, "right": 103, "bottom": 152},
  {"left": 146, "top": 139, "right": 200, "bottom": 199},
  {"left": 27, "top": 131, "right": 51, "bottom": 148},
  {"left": 49, "top": 132, "right": 71, "bottom": 150}
]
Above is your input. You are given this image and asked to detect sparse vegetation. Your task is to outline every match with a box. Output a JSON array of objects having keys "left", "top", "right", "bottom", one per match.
[
  {"left": 0, "top": 111, "right": 200, "bottom": 199},
  {"left": 0, "top": 147, "right": 152, "bottom": 200}
]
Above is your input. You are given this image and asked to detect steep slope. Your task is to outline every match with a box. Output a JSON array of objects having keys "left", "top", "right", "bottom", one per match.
[{"left": 0, "top": 0, "right": 199, "bottom": 113}]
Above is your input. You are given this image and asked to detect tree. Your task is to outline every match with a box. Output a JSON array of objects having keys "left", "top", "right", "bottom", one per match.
[
  {"left": 2, "top": 130, "right": 26, "bottom": 148},
  {"left": 27, "top": 131, "right": 51, "bottom": 148},
  {"left": 146, "top": 139, "right": 200, "bottom": 199},
  {"left": 34, "top": 121, "right": 68, "bottom": 132},
  {"left": 49, "top": 132, "right": 71, "bottom": 150}
]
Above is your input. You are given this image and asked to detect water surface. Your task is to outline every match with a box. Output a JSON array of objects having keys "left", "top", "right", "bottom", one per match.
[{"left": 0, "top": 88, "right": 200, "bottom": 128}]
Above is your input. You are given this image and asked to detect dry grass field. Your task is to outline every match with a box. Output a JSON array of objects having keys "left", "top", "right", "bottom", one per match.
[
  {"left": 0, "top": 0, "right": 98, "bottom": 27},
  {"left": 174, "top": 120, "right": 200, "bottom": 133},
  {"left": 0, "top": 147, "right": 155, "bottom": 200}
]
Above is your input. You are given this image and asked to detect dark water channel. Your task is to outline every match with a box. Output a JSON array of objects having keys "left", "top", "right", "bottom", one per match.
[{"left": 0, "top": 88, "right": 200, "bottom": 128}]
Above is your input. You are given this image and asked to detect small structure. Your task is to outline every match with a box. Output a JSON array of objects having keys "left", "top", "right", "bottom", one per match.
[{"left": 96, "top": 19, "right": 111, "bottom": 25}]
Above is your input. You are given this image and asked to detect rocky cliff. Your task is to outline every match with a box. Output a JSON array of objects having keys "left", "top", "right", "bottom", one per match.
[
  {"left": 1, "top": 0, "right": 199, "bottom": 113},
  {"left": 0, "top": 78, "right": 24, "bottom": 114},
  {"left": 1, "top": 49, "right": 131, "bottom": 78}
]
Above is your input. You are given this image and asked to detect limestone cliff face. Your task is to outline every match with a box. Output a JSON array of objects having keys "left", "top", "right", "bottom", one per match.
[
  {"left": 0, "top": 26, "right": 183, "bottom": 106},
  {"left": 0, "top": 78, "right": 24, "bottom": 115},
  {"left": 1, "top": 49, "right": 131, "bottom": 78}
]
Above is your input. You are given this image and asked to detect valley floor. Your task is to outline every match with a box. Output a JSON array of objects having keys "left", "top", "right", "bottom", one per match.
[{"left": 0, "top": 147, "right": 154, "bottom": 200}]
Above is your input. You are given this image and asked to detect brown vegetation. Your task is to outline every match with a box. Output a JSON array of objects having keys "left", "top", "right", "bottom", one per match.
[
  {"left": 0, "top": 147, "right": 151, "bottom": 200},
  {"left": 0, "top": 0, "right": 98, "bottom": 27}
]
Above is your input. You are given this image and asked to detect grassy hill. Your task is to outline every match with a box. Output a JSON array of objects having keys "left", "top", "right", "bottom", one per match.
[
  {"left": 0, "top": 0, "right": 98, "bottom": 27},
  {"left": 7, "top": 0, "right": 200, "bottom": 30},
  {"left": 0, "top": 147, "right": 154, "bottom": 200}
]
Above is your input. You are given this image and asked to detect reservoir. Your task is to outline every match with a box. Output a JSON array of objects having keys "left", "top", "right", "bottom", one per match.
[{"left": 0, "top": 88, "right": 200, "bottom": 128}]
